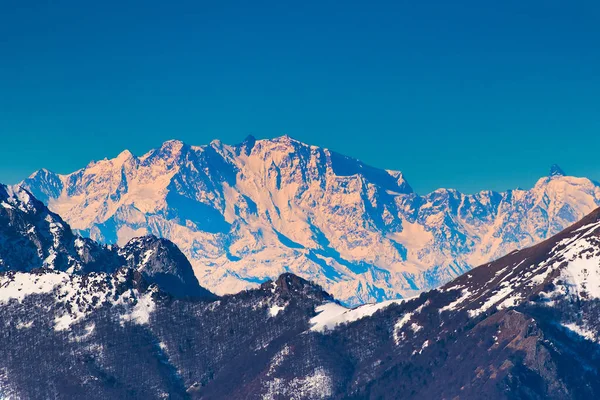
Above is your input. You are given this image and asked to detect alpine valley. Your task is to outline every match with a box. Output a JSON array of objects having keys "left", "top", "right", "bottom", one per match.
[
  {"left": 1, "top": 169, "right": 600, "bottom": 399},
  {"left": 20, "top": 136, "right": 600, "bottom": 305}
]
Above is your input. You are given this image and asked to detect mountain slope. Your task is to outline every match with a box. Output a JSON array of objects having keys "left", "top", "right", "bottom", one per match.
[
  {"left": 21, "top": 136, "right": 600, "bottom": 304},
  {"left": 119, "top": 236, "right": 212, "bottom": 298},
  {"left": 0, "top": 183, "right": 213, "bottom": 299},
  {"left": 0, "top": 184, "right": 121, "bottom": 273},
  {"left": 1, "top": 206, "right": 600, "bottom": 398}
]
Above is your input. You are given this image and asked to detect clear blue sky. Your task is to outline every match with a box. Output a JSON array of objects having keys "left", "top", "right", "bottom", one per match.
[{"left": 1, "top": 0, "right": 599, "bottom": 194}]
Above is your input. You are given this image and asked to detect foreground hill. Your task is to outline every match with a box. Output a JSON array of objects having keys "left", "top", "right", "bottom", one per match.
[
  {"left": 21, "top": 136, "right": 600, "bottom": 304},
  {"left": 0, "top": 187, "right": 599, "bottom": 398},
  {"left": 0, "top": 183, "right": 213, "bottom": 299}
]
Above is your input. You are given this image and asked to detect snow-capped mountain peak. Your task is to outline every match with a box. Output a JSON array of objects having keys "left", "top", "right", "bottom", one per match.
[{"left": 20, "top": 137, "right": 600, "bottom": 305}]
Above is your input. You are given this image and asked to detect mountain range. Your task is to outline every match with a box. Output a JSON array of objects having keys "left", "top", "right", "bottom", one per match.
[
  {"left": 1, "top": 176, "right": 599, "bottom": 398},
  {"left": 21, "top": 136, "right": 600, "bottom": 305}
]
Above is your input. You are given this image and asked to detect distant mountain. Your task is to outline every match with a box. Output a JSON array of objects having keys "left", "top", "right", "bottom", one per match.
[
  {"left": 1, "top": 195, "right": 600, "bottom": 398},
  {"left": 21, "top": 136, "right": 600, "bottom": 304}
]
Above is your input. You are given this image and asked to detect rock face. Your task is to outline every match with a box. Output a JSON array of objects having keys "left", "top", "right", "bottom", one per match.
[
  {"left": 21, "top": 136, "right": 600, "bottom": 304},
  {"left": 1, "top": 197, "right": 600, "bottom": 398}
]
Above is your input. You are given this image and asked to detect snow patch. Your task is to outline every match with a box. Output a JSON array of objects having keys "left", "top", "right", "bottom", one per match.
[
  {"left": 0, "top": 272, "right": 68, "bottom": 304},
  {"left": 262, "top": 367, "right": 332, "bottom": 400},
  {"left": 266, "top": 345, "right": 291, "bottom": 376},
  {"left": 15, "top": 320, "right": 34, "bottom": 330},
  {"left": 310, "top": 299, "right": 406, "bottom": 332},
  {"left": 563, "top": 322, "right": 597, "bottom": 342},
  {"left": 440, "top": 287, "right": 474, "bottom": 313},
  {"left": 268, "top": 303, "right": 286, "bottom": 317},
  {"left": 120, "top": 290, "right": 156, "bottom": 326}
]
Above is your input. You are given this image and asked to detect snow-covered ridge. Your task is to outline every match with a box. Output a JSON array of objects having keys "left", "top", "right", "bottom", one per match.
[{"left": 20, "top": 136, "right": 600, "bottom": 305}]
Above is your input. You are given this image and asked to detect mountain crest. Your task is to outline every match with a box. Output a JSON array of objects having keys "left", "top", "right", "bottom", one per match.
[
  {"left": 154, "top": 139, "right": 188, "bottom": 159},
  {"left": 274, "top": 134, "right": 299, "bottom": 143},
  {"left": 120, "top": 236, "right": 215, "bottom": 299},
  {"left": 262, "top": 273, "right": 332, "bottom": 302},
  {"left": 17, "top": 136, "right": 600, "bottom": 305},
  {"left": 115, "top": 149, "right": 135, "bottom": 163}
]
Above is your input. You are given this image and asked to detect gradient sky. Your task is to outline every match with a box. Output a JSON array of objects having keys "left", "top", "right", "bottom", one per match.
[{"left": 1, "top": 0, "right": 599, "bottom": 194}]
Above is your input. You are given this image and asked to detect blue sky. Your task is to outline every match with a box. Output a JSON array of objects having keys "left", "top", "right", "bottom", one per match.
[{"left": 1, "top": 0, "right": 599, "bottom": 194}]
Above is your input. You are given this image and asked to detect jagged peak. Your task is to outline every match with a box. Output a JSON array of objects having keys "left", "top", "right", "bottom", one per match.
[
  {"left": 28, "top": 168, "right": 55, "bottom": 178},
  {"left": 430, "top": 187, "right": 458, "bottom": 195},
  {"left": 120, "top": 235, "right": 216, "bottom": 299},
  {"left": 275, "top": 272, "right": 310, "bottom": 289},
  {"left": 160, "top": 139, "right": 186, "bottom": 150},
  {"left": 25, "top": 168, "right": 64, "bottom": 188},
  {"left": 123, "top": 235, "right": 165, "bottom": 247},
  {"left": 549, "top": 164, "right": 565, "bottom": 177},
  {"left": 115, "top": 149, "right": 134, "bottom": 162},
  {"left": 74, "top": 149, "right": 137, "bottom": 173},
  {"left": 270, "top": 134, "right": 306, "bottom": 146},
  {"left": 209, "top": 138, "right": 223, "bottom": 148},
  {"left": 261, "top": 273, "right": 332, "bottom": 301},
  {"left": 143, "top": 139, "right": 189, "bottom": 162}
]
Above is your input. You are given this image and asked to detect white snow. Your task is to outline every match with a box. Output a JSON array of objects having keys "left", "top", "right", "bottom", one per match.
[
  {"left": 0, "top": 272, "right": 68, "bottom": 304},
  {"left": 0, "top": 270, "right": 158, "bottom": 331},
  {"left": 262, "top": 367, "right": 332, "bottom": 400},
  {"left": 412, "top": 340, "right": 429, "bottom": 355},
  {"left": 561, "top": 251, "right": 600, "bottom": 299},
  {"left": 266, "top": 345, "right": 291, "bottom": 376},
  {"left": 141, "top": 249, "right": 154, "bottom": 266},
  {"left": 563, "top": 322, "right": 597, "bottom": 342},
  {"left": 310, "top": 299, "right": 407, "bottom": 332},
  {"left": 15, "top": 320, "right": 34, "bottom": 329},
  {"left": 469, "top": 283, "right": 517, "bottom": 317},
  {"left": 120, "top": 290, "right": 156, "bottom": 326},
  {"left": 536, "top": 223, "right": 600, "bottom": 302},
  {"left": 430, "top": 219, "right": 600, "bottom": 319},
  {"left": 53, "top": 273, "right": 116, "bottom": 331},
  {"left": 395, "top": 312, "right": 413, "bottom": 331},
  {"left": 440, "top": 288, "right": 472, "bottom": 312},
  {"left": 393, "top": 304, "right": 427, "bottom": 345},
  {"left": 268, "top": 303, "right": 286, "bottom": 317}
]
